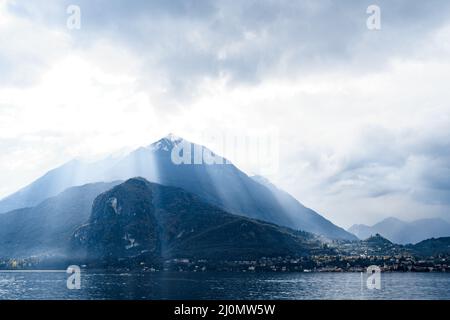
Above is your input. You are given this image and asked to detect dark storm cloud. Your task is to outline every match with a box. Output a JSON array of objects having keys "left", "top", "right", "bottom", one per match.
[
  {"left": 324, "top": 124, "right": 450, "bottom": 205},
  {"left": 4, "top": 0, "right": 450, "bottom": 91}
]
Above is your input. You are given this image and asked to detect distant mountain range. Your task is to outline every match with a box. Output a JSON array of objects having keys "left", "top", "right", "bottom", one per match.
[
  {"left": 407, "top": 237, "right": 450, "bottom": 256},
  {"left": 0, "top": 134, "right": 355, "bottom": 240},
  {"left": 335, "top": 233, "right": 450, "bottom": 257},
  {"left": 348, "top": 217, "right": 450, "bottom": 244}
]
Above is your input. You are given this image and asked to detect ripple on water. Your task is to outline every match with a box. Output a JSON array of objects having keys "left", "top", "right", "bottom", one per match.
[{"left": 0, "top": 272, "right": 449, "bottom": 300}]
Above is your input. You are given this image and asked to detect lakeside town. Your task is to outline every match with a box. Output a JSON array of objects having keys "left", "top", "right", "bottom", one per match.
[
  {"left": 1, "top": 254, "right": 448, "bottom": 274},
  {"left": 1, "top": 234, "right": 448, "bottom": 273}
]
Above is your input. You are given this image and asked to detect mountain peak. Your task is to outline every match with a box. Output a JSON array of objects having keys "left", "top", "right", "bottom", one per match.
[
  {"left": 149, "top": 134, "right": 184, "bottom": 151},
  {"left": 164, "top": 133, "right": 183, "bottom": 143},
  {"left": 364, "top": 233, "right": 392, "bottom": 244},
  {"left": 123, "top": 176, "right": 151, "bottom": 186}
]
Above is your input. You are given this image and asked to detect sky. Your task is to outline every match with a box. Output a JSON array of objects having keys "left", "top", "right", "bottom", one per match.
[{"left": 1, "top": 0, "right": 450, "bottom": 228}]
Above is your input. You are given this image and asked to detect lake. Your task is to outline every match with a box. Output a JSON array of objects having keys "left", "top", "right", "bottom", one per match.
[{"left": 0, "top": 271, "right": 449, "bottom": 300}]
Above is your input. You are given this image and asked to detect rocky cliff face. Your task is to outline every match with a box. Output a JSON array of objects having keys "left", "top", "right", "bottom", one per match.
[
  {"left": 71, "top": 178, "right": 327, "bottom": 267},
  {"left": 72, "top": 178, "right": 161, "bottom": 263}
]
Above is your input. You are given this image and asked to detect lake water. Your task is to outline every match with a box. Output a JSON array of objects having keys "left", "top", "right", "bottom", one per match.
[{"left": 0, "top": 271, "right": 449, "bottom": 300}]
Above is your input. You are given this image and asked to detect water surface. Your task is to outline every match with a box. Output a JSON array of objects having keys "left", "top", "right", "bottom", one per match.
[{"left": 0, "top": 271, "right": 449, "bottom": 300}]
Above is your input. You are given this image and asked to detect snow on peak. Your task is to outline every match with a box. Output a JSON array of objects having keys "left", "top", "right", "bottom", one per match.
[
  {"left": 149, "top": 134, "right": 184, "bottom": 151},
  {"left": 164, "top": 133, "right": 183, "bottom": 143}
]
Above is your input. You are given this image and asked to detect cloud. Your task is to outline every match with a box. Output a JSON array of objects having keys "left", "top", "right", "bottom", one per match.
[
  {"left": 4, "top": 1, "right": 450, "bottom": 92},
  {"left": 325, "top": 123, "right": 450, "bottom": 202},
  {"left": 1, "top": 0, "right": 450, "bottom": 227}
]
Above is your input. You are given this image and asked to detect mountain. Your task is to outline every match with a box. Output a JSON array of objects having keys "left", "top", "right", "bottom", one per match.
[
  {"left": 0, "top": 181, "right": 121, "bottom": 258},
  {"left": 71, "top": 178, "right": 328, "bottom": 265},
  {"left": 409, "top": 237, "right": 450, "bottom": 256},
  {"left": 0, "top": 158, "right": 121, "bottom": 213},
  {"left": 357, "top": 234, "right": 404, "bottom": 256},
  {"left": 334, "top": 233, "right": 450, "bottom": 257},
  {"left": 363, "top": 233, "right": 393, "bottom": 246},
  {"left": 249, "top": 175, "right": 354, "bottom": 239},
  {"left": 348, "top": 217, "right": 450, "bottom": 244},
  {"left": 0, "top": 134, "right": 356, "bottom": 240}
]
